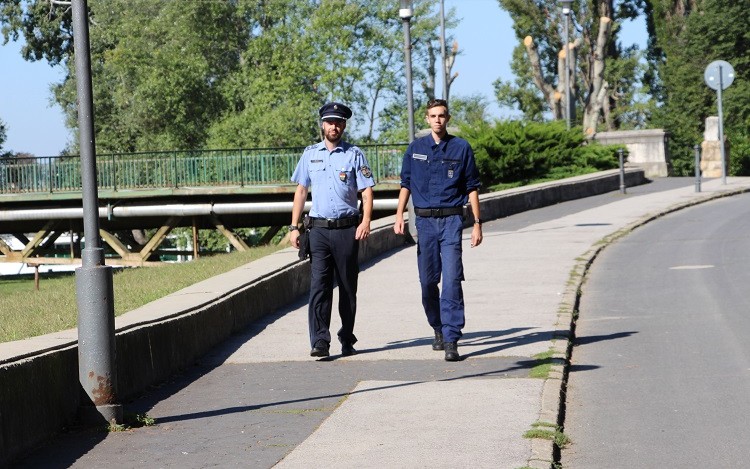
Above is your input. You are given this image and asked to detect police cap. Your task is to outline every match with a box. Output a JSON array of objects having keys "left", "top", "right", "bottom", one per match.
[{"left": 319, "top": 102, "right": 353, "bottom": 121}]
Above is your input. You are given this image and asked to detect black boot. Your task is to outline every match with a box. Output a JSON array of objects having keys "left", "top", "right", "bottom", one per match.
[
  {"left": 444, "top": 342, "right": 459, "bottom": 361},
  {"left": 432, "top": 330, "right": 444, "bottom": 351}
]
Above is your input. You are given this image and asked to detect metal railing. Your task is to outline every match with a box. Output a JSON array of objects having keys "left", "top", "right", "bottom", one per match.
[{"left": 0, "top": 144, "right": 406, "bottom": 194}]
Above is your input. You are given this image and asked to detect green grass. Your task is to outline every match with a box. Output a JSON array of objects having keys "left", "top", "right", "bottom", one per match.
[
  {"left": 530, "top": 349, "right": 556, "bottom": 379},
  {"left": 107, "top": 412, "right": 156, "bottom": 432},
  {"left": 0, "top": 245, "right": 283, "bottom": 343},
  {"left": 524, "top": 422, "right": 571, "bottom": 448}
]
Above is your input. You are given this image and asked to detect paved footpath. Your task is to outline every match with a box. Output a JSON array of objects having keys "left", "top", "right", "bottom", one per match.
[{"left": 12, "top": 177, "right": 750, "bottom": 469}]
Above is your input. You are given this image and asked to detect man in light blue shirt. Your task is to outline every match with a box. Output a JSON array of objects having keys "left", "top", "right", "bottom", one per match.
[{"left": 289, "top": 102, "right": 375, "bottom": 358}]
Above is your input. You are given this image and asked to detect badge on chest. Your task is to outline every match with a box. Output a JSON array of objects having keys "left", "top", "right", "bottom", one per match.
[{"left": 339, "top": 169, "right": 347, "bottom": 182}]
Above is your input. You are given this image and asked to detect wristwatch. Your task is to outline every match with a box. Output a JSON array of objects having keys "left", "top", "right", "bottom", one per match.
[
  {"left": 474, "top": 219, "right": 483, "bottom": 225},
  {"left": 288, "top": 225, "right": 299, "bottom": 231}
]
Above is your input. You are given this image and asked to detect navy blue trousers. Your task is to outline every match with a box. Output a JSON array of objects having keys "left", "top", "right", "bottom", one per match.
[
  {"left": 416, "top": 215, "right": 465, "bottom": 343},
  {"left": 308, "top": 225, "right": 359, "bottom": 347}
]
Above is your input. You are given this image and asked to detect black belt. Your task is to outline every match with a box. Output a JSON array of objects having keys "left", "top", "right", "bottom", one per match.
[
  {"left": 310, "top": 216, "right": 359, "bottom": 229},
  {"left": 414, "top": 207, "right": 464, "bottom": 217}
]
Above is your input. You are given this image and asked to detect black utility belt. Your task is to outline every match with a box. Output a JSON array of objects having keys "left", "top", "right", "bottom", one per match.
[
  {"left": 414, "top": 207, "right": 464, "bottom": 218},
  {"left": 310, "top": 216, "right": 359, "bottom": 229}
]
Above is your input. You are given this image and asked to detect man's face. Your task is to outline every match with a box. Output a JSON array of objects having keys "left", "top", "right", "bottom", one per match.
[
  {"left": 426, "top": 106, "right": 450, "bottom": 135},
  {"left": 322, "top": 119, "right": 346, "bottom": 143}
]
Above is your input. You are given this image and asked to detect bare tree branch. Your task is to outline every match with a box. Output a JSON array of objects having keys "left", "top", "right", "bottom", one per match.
[
  {"left": 524, "top": 35, "right": 560, "bottom": 119},
  {"left": 582, "top": 17, "right": 612, "bottom": 134},
  {"left": 444, "top": 41, "right": 459, "bottom": 101}
]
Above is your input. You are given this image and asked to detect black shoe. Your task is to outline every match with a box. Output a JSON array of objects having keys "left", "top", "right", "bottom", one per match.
[
  {"left": 341, "top": 343, "right": 357, "bottom": 357},
  {"left": 432, "top": 331, "right": 444, "bottom": 351},
  {"left": 310, "top": 340, "right": 330, "bottom": 357},
  {"left": 444, "top": 342, "right": 459, "bottom": 361}
]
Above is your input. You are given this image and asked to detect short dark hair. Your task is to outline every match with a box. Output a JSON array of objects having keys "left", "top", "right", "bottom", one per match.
[{"left": 426, "top": 99, "right": 449, "bottom": 113}]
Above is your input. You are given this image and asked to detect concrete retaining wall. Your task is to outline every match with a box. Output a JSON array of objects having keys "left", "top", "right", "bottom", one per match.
[
  {"left": 594, "top": 129, "right": 671, "bottom": 177},
  {"left": 0, "top": 168, "right": 645, "bottom": 466}
]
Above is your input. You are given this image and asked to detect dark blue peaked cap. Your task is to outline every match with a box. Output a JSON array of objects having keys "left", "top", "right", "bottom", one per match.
[{"left": 319, "top": 102, "right": 352, "bottom": 121}]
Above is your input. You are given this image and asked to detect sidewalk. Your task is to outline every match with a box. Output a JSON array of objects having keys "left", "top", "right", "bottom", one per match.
[{"left": 12, "top": 177, "right": 750, "bottom": 469}]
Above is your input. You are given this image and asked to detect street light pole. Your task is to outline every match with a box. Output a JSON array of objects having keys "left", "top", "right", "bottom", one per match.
[
  {"left": 400, "top": 0, "right": 417, "bottom": 237},
  {"left": 440, "top": 0, "right": 448, "bottom": 101},
  {"left": 400, "top": 0, "right": 415, "bottom": 143},
  {"left": 559, "top": 0, "right": 573, "bottom": 130},
  {"left": 72, "top": 0, "right": 121, "bottom": 425}
]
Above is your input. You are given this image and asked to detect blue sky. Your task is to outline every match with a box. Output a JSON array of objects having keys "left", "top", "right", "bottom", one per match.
[{"left": 0, "top": 0, "right": 646, "bottom": 156}]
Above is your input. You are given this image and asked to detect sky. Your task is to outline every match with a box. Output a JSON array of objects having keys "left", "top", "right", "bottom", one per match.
[{"left": 0, "top": 0, "right": 646, "bottom": 157}]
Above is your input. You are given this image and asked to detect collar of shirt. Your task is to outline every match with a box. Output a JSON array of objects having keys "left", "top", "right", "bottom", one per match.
[{"left": 317, "top": 140, "right": 352, "bottom": 155}]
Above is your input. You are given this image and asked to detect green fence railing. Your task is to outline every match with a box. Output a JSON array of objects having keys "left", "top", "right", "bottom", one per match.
[{"left": 0, "top": 144, "right": 406, "bottom": 194}]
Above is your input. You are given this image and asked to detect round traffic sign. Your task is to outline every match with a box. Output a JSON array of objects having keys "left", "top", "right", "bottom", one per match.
[{"left": 704, "top": 60, "right": 735, "bottom": 91}]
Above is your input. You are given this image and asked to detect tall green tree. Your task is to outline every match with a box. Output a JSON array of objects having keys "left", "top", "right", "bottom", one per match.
[
  {"left": 54, "top": 0, "right": 243, "bottom": 152},
  {"left": 494, "top": 0, "right": 646, "bottom": 133},
  {"left": 1, "top": 0, "right": 456, "bottom": 152},
  {"left": 206, "top": 0, "right": 322, "bottom": 148},
  {"left": 645, "top": 0, "right": 750, "bottom": 175},
  {"left": 0, "top": 0, "right": 72, "bottom": 64}
]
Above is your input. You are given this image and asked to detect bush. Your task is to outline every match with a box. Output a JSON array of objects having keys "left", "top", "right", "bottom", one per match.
[
  {"left": 728, "top": 127, "right": 750, "bottom": 176},
  {"left": 460, "top": 120, "right": 623, "bottom": 190}
]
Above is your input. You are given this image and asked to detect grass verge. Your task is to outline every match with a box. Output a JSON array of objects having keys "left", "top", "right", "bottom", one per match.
[{"left": 0, "top": 244, "right": 283, "bottom": 343}]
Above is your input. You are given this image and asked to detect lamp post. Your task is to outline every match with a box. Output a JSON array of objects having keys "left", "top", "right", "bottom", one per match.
[
  {"left": 400, "top": 0, "right": 415, "bottom": 143},
  {"left": 559, "top": 0, "right": 573, "bottom": 130},
  {"left": 400, "top": 0, "right": 417, "bottom": 237},
  {"left": 440, "top": 0, "right": 447, "bottom": 101},
  {"left": 71, "top": 0, "right": 121, "bottom": 425}
]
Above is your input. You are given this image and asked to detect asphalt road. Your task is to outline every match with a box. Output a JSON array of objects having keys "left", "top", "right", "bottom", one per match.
[{"left": 561, "top": 191, "right": 750, "bottom": 468}]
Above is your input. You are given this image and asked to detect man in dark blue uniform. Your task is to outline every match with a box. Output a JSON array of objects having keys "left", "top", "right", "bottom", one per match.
[
  {"left": 394, "top": 98, "right": 482, "bottom": 361},
  {"left": 289, "top": 102, "right": 375, "bottom": 358}
]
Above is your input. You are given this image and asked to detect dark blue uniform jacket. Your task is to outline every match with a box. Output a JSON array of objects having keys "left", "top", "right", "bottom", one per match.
[{"left": 400, "top": 133, "right": 481, "bottom": 209}]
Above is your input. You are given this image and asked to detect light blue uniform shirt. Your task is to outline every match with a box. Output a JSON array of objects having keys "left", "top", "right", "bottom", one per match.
[{"left": 291, "top": 141, "right": 375, "bottom": 219}]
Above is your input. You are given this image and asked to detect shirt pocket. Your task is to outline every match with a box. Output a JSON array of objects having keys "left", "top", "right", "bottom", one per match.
[
  {"left": 442, "top": 158, "right": 462, "bottom": 182},
  {"left": 411, "top": 155, "right": 430, "bottom": 194},
  {"left": 337, "top": 165, "right": 356, "bottom": 185},
  {"left": 309, "top": 161, "right": 326, "bottom": 186},
  {"left": 309, "top": 161, "right": 326, "bottom": 172}
]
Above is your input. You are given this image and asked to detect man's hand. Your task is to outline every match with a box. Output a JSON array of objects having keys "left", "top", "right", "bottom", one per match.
[
  {"left": 471, "top": 224, "right": 483, "bottom": 248},
  {"left": 290, "top": 229, "right": 300, "bottom": 249},
  {"left": 393, "top": 215, "right": 405, "bottom": 235},
  {"left": 355, "top": 221, "right": 370, "bottom": 240}
]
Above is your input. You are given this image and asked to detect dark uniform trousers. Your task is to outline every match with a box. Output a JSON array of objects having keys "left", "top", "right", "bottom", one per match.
[
  {"left": 416, "top": 214, "right": 465, "bottom": 343},
  {"left": 308, "top": 224, "right": 359, "bottom": 347}
]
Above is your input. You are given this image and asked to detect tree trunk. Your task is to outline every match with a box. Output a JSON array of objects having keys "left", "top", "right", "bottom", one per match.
[
  {"left": 422, "top": 41, "right": 436, "bottom": 100},
  {"left": 444, "top": 41, "right": 459, "bottom": 102},
  {"left": 582, "top": 17, "right": 612, "bottom": 134},
  {"left": 524, "top": 36, "right": 561, "bottom": 120}
]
